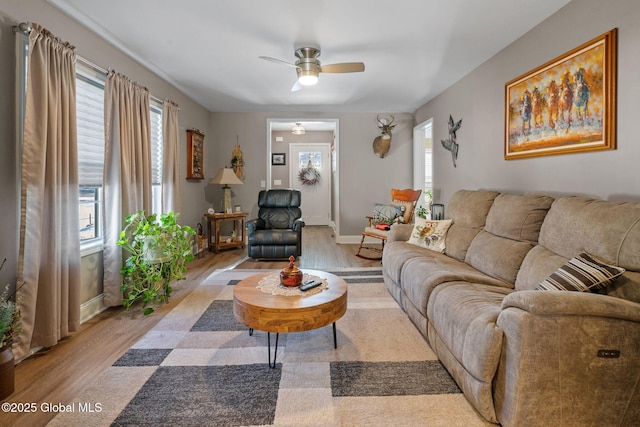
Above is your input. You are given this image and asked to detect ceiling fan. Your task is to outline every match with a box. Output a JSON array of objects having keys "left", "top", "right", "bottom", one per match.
[{"left": 259, "top": 47, "right": 365, "bottom": 91}]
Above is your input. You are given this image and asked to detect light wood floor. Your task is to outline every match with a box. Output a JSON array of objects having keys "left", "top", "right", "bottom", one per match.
[{"left": 3, "top": 226, "right": 380, "bottom": 427}]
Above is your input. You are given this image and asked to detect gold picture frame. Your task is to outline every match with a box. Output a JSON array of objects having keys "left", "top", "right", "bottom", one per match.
[
  {"left": 186, "top": 129, "right": 204, "bottom": 180},
  {"left": 504, "top": 28, "right": 617, "bottom": 160}
]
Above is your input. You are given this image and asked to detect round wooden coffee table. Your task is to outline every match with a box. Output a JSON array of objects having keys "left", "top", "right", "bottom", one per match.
[{"left": 233, "top": 269, "right": 348, "bottom": 368}]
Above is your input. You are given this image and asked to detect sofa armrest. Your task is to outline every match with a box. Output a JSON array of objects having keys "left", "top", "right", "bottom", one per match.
[
  {"left": 495, "top": 290, "right": 640, "bottom": 426},
  {"left": 502, "top": 290, "right": 640, "bottom": 323},
  {"left": 386, "top": 223, "right": 413, "bottom": 243},
  {"left": 246, "top": 218, "right": 265, "bottom": 234},
  {"left": 293, "top": 218, "right": 305, "bottom": 232}
]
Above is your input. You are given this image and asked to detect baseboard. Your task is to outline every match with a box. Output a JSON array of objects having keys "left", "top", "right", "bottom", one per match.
[
  {"left": 80, "top": 294, "right": 108, "bottom": 324},
  {"left": 336, "top": 234, "right": 381, "bottom": 245}
]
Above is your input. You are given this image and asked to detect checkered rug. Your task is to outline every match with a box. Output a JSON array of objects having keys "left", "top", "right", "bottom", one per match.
[{"left": 48, "top": 268, "right": 490, "bottom": 426}]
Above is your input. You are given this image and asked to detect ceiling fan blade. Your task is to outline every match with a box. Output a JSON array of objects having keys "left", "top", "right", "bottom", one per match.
[
  {"left": 259, "top": 56, "right": 299, "bottom": 68},
  {"left": 319, "top": 62, "right": 365, "bottom": 73},
  {"left": 291, "top": 80, "right": 303, "bottom": 92}
]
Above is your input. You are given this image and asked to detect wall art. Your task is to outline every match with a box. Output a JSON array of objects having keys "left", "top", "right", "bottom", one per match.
[
  {"left": 271, "top": 153, "right": 286, "bottom": 165},
  {"left": 186, "top": 129, "right": 204, "bottom": 179},
  {"left": 504, "top": 28, "right": 617, "bottom": 160}
]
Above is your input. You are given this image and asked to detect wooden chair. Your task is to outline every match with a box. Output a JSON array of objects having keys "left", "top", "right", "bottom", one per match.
[{"left": 356, "top": 188, "right": 422, "bottom": 260}]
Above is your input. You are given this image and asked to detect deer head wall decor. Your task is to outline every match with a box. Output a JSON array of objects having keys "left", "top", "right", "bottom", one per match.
[{"left": 372, "top": 115, "right": 395, "bottom": 158}]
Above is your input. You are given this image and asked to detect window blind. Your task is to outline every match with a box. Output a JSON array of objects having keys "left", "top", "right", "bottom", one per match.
[{"left": 76, "top": 66, "right": 105, "bottom": 187}]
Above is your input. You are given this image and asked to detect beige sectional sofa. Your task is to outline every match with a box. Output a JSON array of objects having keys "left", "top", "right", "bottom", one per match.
[{"left": 382, "top": 189, "right": 640, "bottom": 426}]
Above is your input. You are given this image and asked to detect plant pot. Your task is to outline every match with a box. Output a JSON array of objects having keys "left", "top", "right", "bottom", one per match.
[
  {"left": 142, "top": 236, "right": 170, "bottom": 264},
  {"left": 0, "top": 344, "right": 15, "bottom": 401}
]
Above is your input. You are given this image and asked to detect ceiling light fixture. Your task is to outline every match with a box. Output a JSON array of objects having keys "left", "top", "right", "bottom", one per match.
[
  {"left": 292, "top": 123, "right": 306, "bottom": 135},
  {"left": 297, "top": 72, "right": 319, "bottom": 86}
]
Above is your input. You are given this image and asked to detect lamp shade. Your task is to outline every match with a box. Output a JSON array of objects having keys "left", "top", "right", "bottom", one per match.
[{"left": 209, "top": 167, "right": 244, "bottom": 185}]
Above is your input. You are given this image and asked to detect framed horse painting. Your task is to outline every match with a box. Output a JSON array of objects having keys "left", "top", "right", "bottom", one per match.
[{"left": 504, "top": 28, "right": 617, "bottom": 160}]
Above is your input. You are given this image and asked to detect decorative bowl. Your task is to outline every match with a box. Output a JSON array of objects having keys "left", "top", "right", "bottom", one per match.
[{"left": 280, "top": 255, "right": 303, "bottom": 287}]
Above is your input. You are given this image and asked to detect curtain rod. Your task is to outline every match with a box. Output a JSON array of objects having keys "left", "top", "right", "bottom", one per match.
[
  {"left": 14, "top": 21, "right": 172, "bottom": 108},
  {"left": 12, "top": 22, "right": 31, "bottom": 34}
]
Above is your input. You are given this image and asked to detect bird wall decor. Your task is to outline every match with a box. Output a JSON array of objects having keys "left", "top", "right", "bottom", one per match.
[{"left": 441, "top": 115, "right": 462, "bottom": 167}]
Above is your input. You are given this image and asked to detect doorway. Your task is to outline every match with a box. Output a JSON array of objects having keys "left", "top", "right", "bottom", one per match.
[
  {"left": 266, "top": 118, "right": 339, "bottom": 231},
  {"left": 290, "top": 143, "right": 331, "bottom": 225},
  {"left": 413, "top": 118, "right": 433, "bottom": 206}
]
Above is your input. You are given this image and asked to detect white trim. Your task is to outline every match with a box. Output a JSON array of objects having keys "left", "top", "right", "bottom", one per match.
[
  {"left": 413, "top": 118, "right": 433, "bottom": 206},
  {"left": 80, "top": 294, "right": 108, "bottom": 324},
  {"left": 266, "top": 118, "right": 340, "bottom": 234},
  {"left": 80, "top": 240, "right": 104, "bottom": 257},
  {"left": 336, "top": 234, "right": 381, "bottom": 245}
]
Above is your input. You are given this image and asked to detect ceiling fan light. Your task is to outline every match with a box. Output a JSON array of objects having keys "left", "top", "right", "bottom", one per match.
[{"left": 298, "top": 74, "right": 319, "bottom": 86}]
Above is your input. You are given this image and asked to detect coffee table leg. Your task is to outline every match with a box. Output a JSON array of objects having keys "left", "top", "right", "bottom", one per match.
[
  {"left": 267, "top": 332, "right": 279, "bottom": 369},
  {"left": 333, "top": 322, "right": 337, "bottom": 349}
]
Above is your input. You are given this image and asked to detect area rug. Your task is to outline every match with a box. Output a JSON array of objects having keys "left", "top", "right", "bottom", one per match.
[{"left": 48, "top": 268, "right": 491, "bottom": 426}]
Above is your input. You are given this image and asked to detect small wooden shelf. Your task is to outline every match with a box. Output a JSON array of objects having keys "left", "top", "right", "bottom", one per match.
[{"left": 205, "top": 212, "right": 248, "bottom": 253}]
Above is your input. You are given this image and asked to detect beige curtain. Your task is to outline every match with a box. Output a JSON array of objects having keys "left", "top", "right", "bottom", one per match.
[
  {"left": 162, "top": 100, "right": 181, "bottom": 213},
  {"left": 103, "top": 71, "right": 152, "bottom": 306},
  {"left": 16, "top": 24, "right": 81, "bottom": 360}
]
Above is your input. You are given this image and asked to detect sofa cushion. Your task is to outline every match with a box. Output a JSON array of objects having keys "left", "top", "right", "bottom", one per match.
[
  {"left": 485, "top": 193, "right": 554, "bottom": 243},
  {"left": 515, "top": 245, "right": 568, "bottom": 291},
  {"left": 401, "top": 255, "right": 513, "bottom": 318},
  {"left": 382, "top": 240, "right": 442, "bottom": 287},
  {"left": 539, "top": 196, "right": 640, "bottom": 272},
  {"left": 465, "top": 231, "right": 534, "bottom": 286},
  {"left": 444, "top": 190, "right": 499, "bottom": 262},
  {"left": 532, "top": 196, "right": 640, "bottom": 303},
  {"left": 536, "top": 252, "right": 625, "bottom": 292},
  {"left": 427, "top": 282, "right": 511, "bottom": 415},
  {"left": 407, "top": 218, "right": 453, "bottom": 252}
]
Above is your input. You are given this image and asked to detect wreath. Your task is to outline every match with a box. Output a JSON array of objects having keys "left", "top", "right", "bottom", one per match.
[{"left": 298, "top": 166, "right": 321, "bottom": 186}]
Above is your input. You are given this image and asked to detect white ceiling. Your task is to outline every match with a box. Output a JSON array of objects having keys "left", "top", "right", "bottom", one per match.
[{"left": 50, "top": 0, "right": 570, "bottom": 114}]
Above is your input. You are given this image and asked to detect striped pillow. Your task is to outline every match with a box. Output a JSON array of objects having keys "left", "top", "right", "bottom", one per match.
[{"left": 536, "top": 253, "right": 625, "bottom": 292}]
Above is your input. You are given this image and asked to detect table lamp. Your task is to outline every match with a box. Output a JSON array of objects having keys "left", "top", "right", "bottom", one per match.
[{"left": 210, "top": 167, "right": 243, "bottom": 213}]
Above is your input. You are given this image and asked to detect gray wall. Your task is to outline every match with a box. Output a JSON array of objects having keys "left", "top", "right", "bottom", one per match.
[
  {"left": 416, "top": 0, "right": 640, "bottom": 206},
  {"left": 271, "top": 130, "right": 334, "bottom": 189},
  {"left": 0, "top": 2, "right": 211, "bottom": 298},
  {"left": 210, "top": 112, "right": 414, "bottom": 238}
]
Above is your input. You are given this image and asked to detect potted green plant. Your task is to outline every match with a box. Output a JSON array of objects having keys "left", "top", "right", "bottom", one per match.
[
  {"left": 416, "top": 189, "right": 434, "bottom": 219},
  {"left": 117, "top": 211, "right": 196, "bottom": 315},
  {"left": 0, "top": 259, "right": 22, "bottom": 400}
]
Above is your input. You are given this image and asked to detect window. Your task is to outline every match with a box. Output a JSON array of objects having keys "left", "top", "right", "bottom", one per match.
[
  {"left": 17, "top": 36, "right": 164, "bottom": 256},
  {"left": 150, "top": 101, "right": 163, "bottom": 216},
  {"left": 76, "top": 63, "right": 106, "bottom": 251},
  {"left": 413, "top": 119, "right": 433, "bottom": 206}
]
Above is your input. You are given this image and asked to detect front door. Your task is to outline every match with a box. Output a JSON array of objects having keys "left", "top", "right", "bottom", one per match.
[{"left": 289, "top": 143, "right": 331, "bottom": 226}]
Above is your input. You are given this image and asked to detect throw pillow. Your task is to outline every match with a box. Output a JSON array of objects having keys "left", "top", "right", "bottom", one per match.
[
  {"left": 390, "top": 200, "right": 413, "bottom": 223},
  {"left": 372, "top": 203, "right": 404, "bottom": 226},
  {"left": 407, "top": 217, "right": 453, "bottom": 253},
  {"left": 536, "top": 252, "right": 625, "bottom": 292}
]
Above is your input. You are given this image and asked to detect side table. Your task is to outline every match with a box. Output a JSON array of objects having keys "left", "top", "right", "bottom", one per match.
[{"left": 205, "top": 212, "right": 248, "bottom": 253}]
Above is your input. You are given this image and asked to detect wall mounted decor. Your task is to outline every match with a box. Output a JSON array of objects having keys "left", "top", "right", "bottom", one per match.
[
  {"left": 441, "top": 115, "right": 462, "bottom": 167},
  {"left": 186, "top": 129, "right": 204, "bottom": 180},
  {"left": 231, "top": 139, "right": 244, "bottom": 180},
  {"left": 298, "top": 160, "right": 321, "bottom": 186},
  {"left": 272, "top": 153, "right": 286, "bottom": 165},
  {"left": 372, "top": 115, "right": 395, "bottom": 158},
  {"left": 505, "top": 28, "right": 617, "bottom": 160}
]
